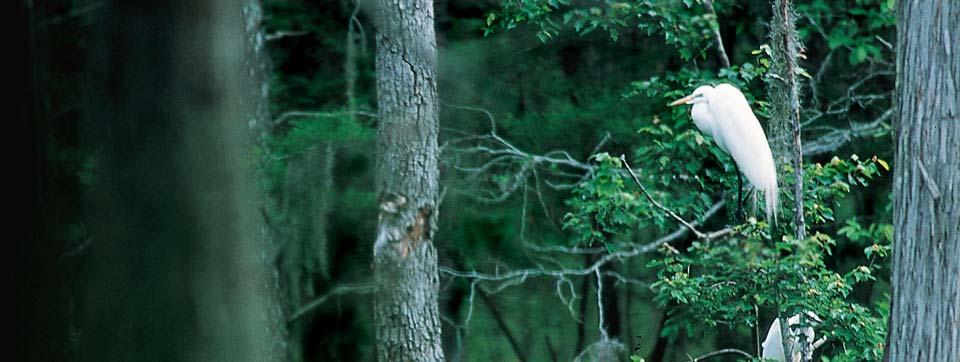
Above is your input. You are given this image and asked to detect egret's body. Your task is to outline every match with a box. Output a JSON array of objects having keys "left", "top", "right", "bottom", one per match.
[
  {"left": 761, "top": 314, "right": 818, "bottom": 362},
  {"left": 670, "top": 84, "right": 779, "bottom": 224}
]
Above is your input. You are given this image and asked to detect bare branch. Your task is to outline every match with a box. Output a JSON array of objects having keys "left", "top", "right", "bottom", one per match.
[
  {"left": 441, "top": 199, "right": 729, "bottom": 326},
  {"left": 701, "top": 0, "right": 731, "bottom": 68},
  {"left": 272, "top": 110, "right": 377, "bottom": 129},
  {"left": 287, "top": 284, "right": 374, "bottom": 323},
  {"left": 802, "top": 109, "right": 892, "bottom": 156},
  {"left": 60, "top": 237, "right": 94, "bottom": 259},
  {"left": 265, "top": 31, "right": 309, "bottom": 42},
  {"left": 39, "top": 2, "right": 104, "bottom": 27},
  {"left": 441, "top": 103, "right": 607, "bottom": 206},
  {"left": 523, "top": 242, "right": 608, "bottom": 254},
  {"left": 687, "top": 348, "right": 753, "bottom": 361}
]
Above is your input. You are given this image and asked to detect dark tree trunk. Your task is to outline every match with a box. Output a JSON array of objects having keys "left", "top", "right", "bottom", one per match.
[
  {"left": 371, "top": 0, "right": 445, "bottom": 361},
  {"left": 479, "top": 291, "right": 528, "bottom": 362},
  {"left": 575, "top": 254, "right": 593, "bottom": 354},
  {"left": 648, "top": 314, "right": 668, "bottom": 362},
  {"left": 600, "top": 261, "right": 622, "bottom": 339},
  {"left": 15, "top": 1, "right": 70, "bottom": 360},
  {"left": 886, "top": 0, "right": 960, "bottom": 360}
]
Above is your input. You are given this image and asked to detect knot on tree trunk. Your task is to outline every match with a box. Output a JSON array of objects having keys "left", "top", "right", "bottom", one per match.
[{"left": 375, "top": 192, "right": 435, "bottom": 259}]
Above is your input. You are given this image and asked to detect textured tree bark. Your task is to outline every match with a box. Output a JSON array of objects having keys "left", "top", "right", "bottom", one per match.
[
  {"left": 886, "top": 0, "right": 960, "bottom": 360},
  {"left": 768, "top": 0, "right": 807, "bottom": 360},
  {"left": 242, "top": 0, "right": 272, "bottom": 141},
  {"left": 372, "top": 0, "right": 445, "bottom": 361},
  {"left": 769, "top": 0, "right": 805, "bottom": 239},
  {"left": 242, "top": 2, "right": 289, "bottom": 359}
]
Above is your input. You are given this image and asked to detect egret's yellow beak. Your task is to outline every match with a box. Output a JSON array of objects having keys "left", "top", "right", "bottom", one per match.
[{"left": 668, "top": 95, "right": 694, "bottom": 107}]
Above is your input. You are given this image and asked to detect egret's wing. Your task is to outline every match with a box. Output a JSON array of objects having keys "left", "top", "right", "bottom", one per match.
[
  {"left": 707, "top": 84, "right": 774, "bottom": 186},
  {"left": 709, "top": 84, "right": 779, "bottom": 222}
]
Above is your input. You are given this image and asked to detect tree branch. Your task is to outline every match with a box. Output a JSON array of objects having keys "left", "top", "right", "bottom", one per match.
[
  {"left": 271, "top": 110, "right": 377, "bottom": 129},
  {"left": 441, "top": 199, "right": 730, "bottom": 326},
  {"left": 622, "top": 156, "right": 709, "bottom": 239},
  {"left": 701, "top": 0, "right": 731, "bottom": 68},
  {"left": 687, "top": 348, "right": 753, "bottom": 361},
  {"left": 287, "top": 284, "right": 374, "bottom": 323}
]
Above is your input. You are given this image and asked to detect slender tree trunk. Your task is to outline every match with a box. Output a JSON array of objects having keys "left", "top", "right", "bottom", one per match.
[
  {"left": 242, "top": 2, "right": 288, "bottom": 359},
  {"left": 371, "top": 0, "right": 444, "bottom": 361},
  {"left": 769, "top": 0, "right": 804, "bottom": 239},
  {"left": 886, "top": 0, "right": 960, "bottom": 360},
  {"left": 769, "top": 0, "right": 807, "bottom": 360},
  {"left": 575, "top": 254, "right": 593, "bottom": 354},
  {"left": 242, "top": 0, "right": 272, "bottom": 141}
]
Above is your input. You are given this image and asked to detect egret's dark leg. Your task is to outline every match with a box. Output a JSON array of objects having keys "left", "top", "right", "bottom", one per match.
[
  {"left": 734, "top": 165, "right": 744, "bottom": 224},
  {"left": 741, "top": 188, "right": 755, "bottom": 218}
]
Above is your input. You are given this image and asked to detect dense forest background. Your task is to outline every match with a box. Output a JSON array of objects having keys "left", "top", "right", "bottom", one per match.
[
  {"left": 17, "top": 0, "right": 958, "bottom": 361},
  {"left": 255, "top": 1, "right": 894, "bottom": 361}
]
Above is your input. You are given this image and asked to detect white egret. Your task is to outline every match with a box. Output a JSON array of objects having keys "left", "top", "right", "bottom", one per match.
[
  {"left": 761, "top": 313, "right": 821, "bottom": 362},
  {"left": 669, "top": 84, "right": 779, "bottom": 224}
]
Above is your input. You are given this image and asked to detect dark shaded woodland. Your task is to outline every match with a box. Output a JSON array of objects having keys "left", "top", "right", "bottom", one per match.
[{"left": 16, "top": 0, "right": 958, "bottom": 361}]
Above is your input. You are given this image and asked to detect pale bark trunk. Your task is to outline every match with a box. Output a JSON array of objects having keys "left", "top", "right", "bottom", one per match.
[
  {"left": 886, "top": 0, "right": 960, "bottom": 360},
  {"left": 242, "top": 2, "right": 289, "bottom": 359},
  {"left": 768, "top": 0, "right": 807, "bottom": 359},
  {"left": 769, "top": 0, "right": 804, "bottom": 239},
  {"left": 242, "top": 0, "right": 272, "bottom": 140},
  {"left": 372, "top": 0, "right": 445, "bottom": 361}
]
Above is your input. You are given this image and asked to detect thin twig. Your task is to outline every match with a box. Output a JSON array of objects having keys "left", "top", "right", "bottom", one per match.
[
  {"left": 39, "top": 2, "right": 104, "bottom": 27},
  {"left": 272, "top": 110, "right": 377, "bottom": 129},
  {"left": 265, "top": 30, "right": 309, "bottom": 42},
  {"left": 287, "top": 284, "right": 374, "bottom": 323},
  {"left": 687, "top": 348, "right": 753, "bottom": 361},
  {"left": 621, "top": 156, "right": 706, "bottom": 238}
]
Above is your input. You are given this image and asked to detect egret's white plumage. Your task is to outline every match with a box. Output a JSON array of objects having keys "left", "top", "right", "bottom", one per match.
[
  {"left": 761, "top": 314, "right": 818, "bottom": 362},
  {"left": 670, "top": 84, "right": 779, "bottom": 224}
]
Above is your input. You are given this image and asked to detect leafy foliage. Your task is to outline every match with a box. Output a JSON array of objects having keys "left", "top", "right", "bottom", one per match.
[
  {"left": 797, "top": 0, "right": 896, "bottom": 65},
  {"left": 486, "top": 0, "right": 719, "bottom": 59},
  {"left": 562, "top": 114, "right": 890, "bottom": 360},
  {"left": 643, "top": 157, "right": 889, "bottom": 361}
]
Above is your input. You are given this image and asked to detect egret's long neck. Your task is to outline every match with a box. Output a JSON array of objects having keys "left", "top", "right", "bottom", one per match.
[{"left": 690, "top": 103, "right": 714, "bottom": 134}]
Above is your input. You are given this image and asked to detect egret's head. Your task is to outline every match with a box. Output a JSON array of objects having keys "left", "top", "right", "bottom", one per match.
[{"left": 668, "top": 85, "right": 715, "bottom": 106}]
